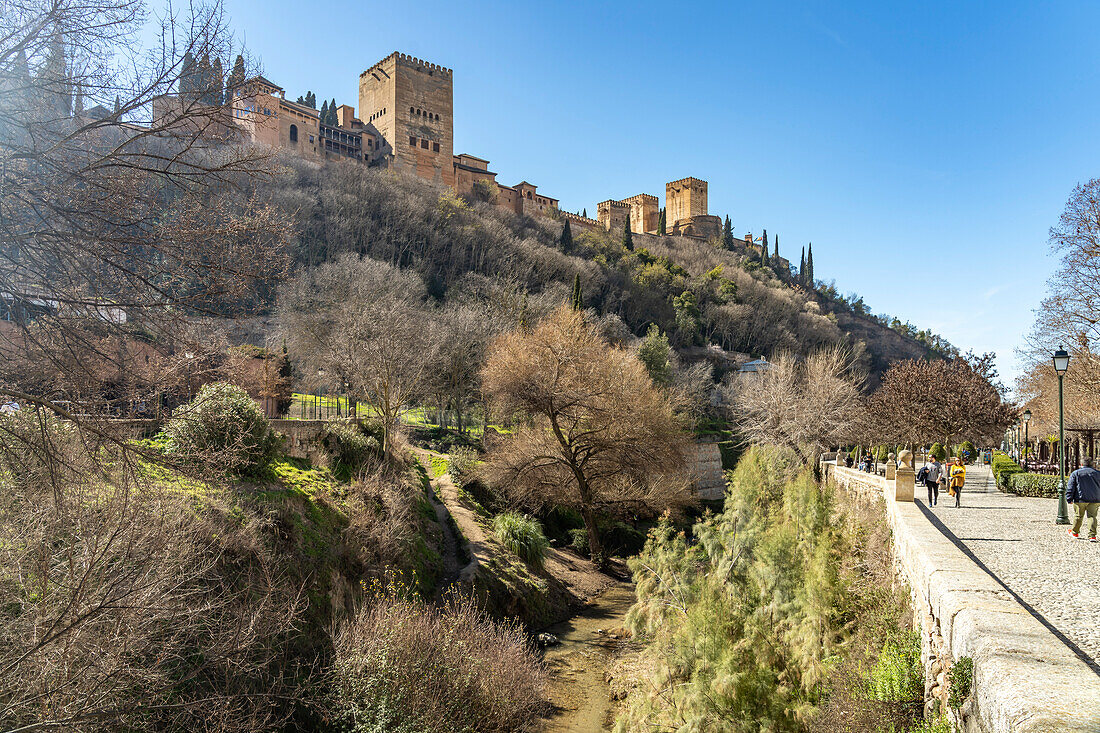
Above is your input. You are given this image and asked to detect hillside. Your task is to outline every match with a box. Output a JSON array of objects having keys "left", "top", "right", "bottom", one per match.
[{"left": 248, "top": 158, "right": 942, "bottom": 385}]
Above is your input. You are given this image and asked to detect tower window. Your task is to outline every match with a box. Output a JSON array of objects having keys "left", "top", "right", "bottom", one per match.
[
  {"left": 289, "top": 124, "right": 298, "bottom": 143},
  {"left": 420, "top": 139, "right": 429, "bottom": 149},
  {"left": 409, "top": 136, "right": 416, "bottom": 146},
  {"left": 432, "top": 142, "right": 440, "bottom": 152},
  {"left": 410, "top": 106, "right": 414, "bottom": 113}
]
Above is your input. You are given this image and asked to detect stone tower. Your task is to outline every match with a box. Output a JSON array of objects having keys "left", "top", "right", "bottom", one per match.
[
  {"left": 622, "top": 193, "right": 659, "bottom": 234},
  {"left": 665, "top": 177, "right": 721, "bottom": 239},
  {"left": 597, "top": 199, "right": 631, "bottom": 233},
  {"left": 359, "top": 52, "right": 454, "bottom": 187},
  {"left": 665, "top": 177, "right": 708, "bottom": 223}
]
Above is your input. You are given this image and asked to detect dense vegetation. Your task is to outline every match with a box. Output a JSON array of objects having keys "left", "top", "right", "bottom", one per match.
[{"left": 614, "top": 446, "right": 942, "bottom": 732}]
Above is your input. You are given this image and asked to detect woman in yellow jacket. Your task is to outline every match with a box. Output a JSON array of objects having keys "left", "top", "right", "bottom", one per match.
[{"left": 949, "top": 457, "right": 966, "bottom": 508}]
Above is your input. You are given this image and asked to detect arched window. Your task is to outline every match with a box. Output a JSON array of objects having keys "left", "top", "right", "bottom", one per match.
[
  {"left": 289, "top": 124, "right": 298, "bottom": 143},
  {"left": 410, "top": 106, "right": 414, "bottom": 113}
]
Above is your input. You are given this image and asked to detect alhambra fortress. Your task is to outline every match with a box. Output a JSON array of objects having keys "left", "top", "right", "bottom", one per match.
[{"left": 231, "top": 51, "right": 768, "bottom": 248}]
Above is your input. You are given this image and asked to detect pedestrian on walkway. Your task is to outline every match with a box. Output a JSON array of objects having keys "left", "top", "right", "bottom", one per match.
[
  {"left": 1067, "top": 458, "right": 1100, "bottom": 542},
  {"left": 948, "top": 456, "right": 966, "bottom": 508},
  {"left": 923, "top": 455, "right": 943, "bottom": 506}
]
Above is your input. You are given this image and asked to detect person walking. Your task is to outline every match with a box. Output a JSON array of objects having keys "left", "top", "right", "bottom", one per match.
[
  {"left": 1067, "top": 458, "right": 1100, "bottom": 541},
  {"left": 924, "top": 455, "right": 943, "bottom": 506},
  {"left": 948, "top": 456, "right": 966, "bottom": 508}
]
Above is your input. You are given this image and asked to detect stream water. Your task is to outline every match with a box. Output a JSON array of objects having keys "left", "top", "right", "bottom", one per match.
[{"left": 541, "top": 583, "right": 638, "bottom": 733}]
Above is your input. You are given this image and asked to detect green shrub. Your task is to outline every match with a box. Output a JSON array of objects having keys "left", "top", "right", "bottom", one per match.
[
  {"left": 447, "top": 445, "right": 479, "bottom": 487},
  {"left": 929, "top": 443, "right": 947, "bottom": 461},
  {"left": 991, "top": 451, "right": 1024, "bottom": 489},
  {"left": 948, "top": 656, "right": 973, "bottom": 710},
  {"left": 321, "top": 420, "right": 380, "bottom": 478},
  {"left": 868, "top": 630, "right": 923, "bottom": 702},
  {"left": 569, "top": 527, "right": 589, "bottom": 554},
  {"left": 164, "top": 382, "right": 277, "bottom": 476},
  {"left": 492, "top": 512, "right": 550, "bottom": 570},
  {"left": 1005, "top": 472, "right": 1061, "bottom": 498},
  {"left": 959, "top": 440, "right": 977, "bottom": 463}
]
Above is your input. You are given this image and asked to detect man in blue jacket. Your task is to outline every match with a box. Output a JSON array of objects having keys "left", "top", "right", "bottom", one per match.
[{"left": 1067, "top": 458, "right": 1100, "bottom": 541}]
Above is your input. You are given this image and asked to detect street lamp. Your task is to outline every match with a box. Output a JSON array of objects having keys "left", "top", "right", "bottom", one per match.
[
  {"left": 1053, "top": 348, "right": 1071, "bottom": 525},
  {"left": 1021, "top": 409, "right": 1031, "bottom": 472}
]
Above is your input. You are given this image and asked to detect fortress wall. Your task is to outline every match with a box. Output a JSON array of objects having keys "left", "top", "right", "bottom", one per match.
[{"left": 825, "top": 463, "right": 1100, "bottom": 733}]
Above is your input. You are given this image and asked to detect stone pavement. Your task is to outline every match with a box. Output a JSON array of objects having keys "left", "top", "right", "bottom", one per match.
[{"left": 920, "top": 461, "right": 1100, "bottom": 670}]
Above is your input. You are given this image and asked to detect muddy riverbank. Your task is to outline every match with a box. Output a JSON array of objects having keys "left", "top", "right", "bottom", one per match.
[{"left": 541, "top": 583, "right": 638, "bottom": 733}]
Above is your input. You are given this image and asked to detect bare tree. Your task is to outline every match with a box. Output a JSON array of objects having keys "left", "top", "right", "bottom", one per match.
[
  {"left": 1025, "top": 180, "right": 1100, "bottom": 364},
  {"left": 725, "top": 346, "right": 863, "bottom": 462},
  {"left": 0, "top": 0, "right": 290, "bottom": 417},
  {"left": 426, "top": 303, "right": 495, "bottom": 433},
  {"left": 280, "top": 254, "right": 438, "bottom": 452},
  {"left": 480, "top": 306, "right": 692, "bottom": 564}
]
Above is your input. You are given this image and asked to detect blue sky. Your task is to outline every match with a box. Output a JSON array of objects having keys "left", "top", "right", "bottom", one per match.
[{"left": 221, "top": 0, "right": 1098, "bottom": 386}]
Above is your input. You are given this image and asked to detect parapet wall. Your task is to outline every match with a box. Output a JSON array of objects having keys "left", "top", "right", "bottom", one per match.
[{"left": 825, "top": 463, "right": 1100, "bottom": 732}]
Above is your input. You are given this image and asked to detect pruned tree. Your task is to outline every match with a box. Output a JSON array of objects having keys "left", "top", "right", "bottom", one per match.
[
  {"left": 865, "top": 355, "right": 1015, "bottom": 450},
  {"left": 280, "top": 254, "right": 438, "bottom": 452},
  {"left": 481, "top": 307, "right": 692, "bottom": 564},
  {"left": 658, "top": 207, "right": 666, "bottom": 236},
  {"left": 725, "top": 346, "right": 864, "bottom": 462},
  {"left": 622, "top": 219, "right": 634, "bottom": 251}
]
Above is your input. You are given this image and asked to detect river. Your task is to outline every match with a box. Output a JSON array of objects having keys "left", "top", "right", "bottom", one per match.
[{"left": 541, "top": 583, "right": 638, "bottom": 733}]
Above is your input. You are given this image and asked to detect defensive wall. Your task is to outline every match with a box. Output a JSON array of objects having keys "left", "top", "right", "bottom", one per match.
[{"left": 824, "top": 461, "right": 1100, "bottom": 732}]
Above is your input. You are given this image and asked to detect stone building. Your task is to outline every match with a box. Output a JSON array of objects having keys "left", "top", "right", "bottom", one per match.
[{"left": 230, "top": 76, "right": 377, "bottom": 163}]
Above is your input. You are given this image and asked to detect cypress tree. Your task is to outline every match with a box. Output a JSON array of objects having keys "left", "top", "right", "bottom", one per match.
[
  {"left": 180, "top": 51, "right": 195, "bottom": 95},
  {"left": 560, "top": 220, "right": 573, "bottom": 253},
  {"left": 806, "top": 243, "right": 815, "bottom": 286},
  {"left": 722, "top": 215, "right": 734, "bottom": 250},
  {"left": 211, "top": 57, "right": 223, "bottom": 105},
  {"left": 227, "top": 54, "right": 246, "bottom": 98},
  {"left": 658, "top": 207, "right": 666, "bottom": 236},
  {"left": 799, "top": 247, "right": 806, "bottom": 284},
  {"left": 773, "top": 234, "right": 779, "bottom": 261},
  {"left": 622, "top": 220, "right": 634, "bottom": 251},
  {"left": 582, "top": 208, "right": 587, "bottom": 218},
  {"left": 113, "top": 95, "right": 121, "bottom": 113},
  {"left": 320, "top": 100, "right": 329, "bottom": 124},
  {"left": 570, "top": 274, "right": 583, "bottom": 311},
  {"left": 196, "top": 54, "right": 212, "bottom": 104},
  {"left": 761, "top": 230, "right": 769, "bottom": 265},
  {"left": 306, "top": 91, "right": 316, "bottom": 108}
]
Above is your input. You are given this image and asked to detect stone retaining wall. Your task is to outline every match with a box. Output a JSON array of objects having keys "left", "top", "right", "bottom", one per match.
[
  {"left": 825, "top": 463, "right": 1100, "bottom": 732},
  {"left": 687, "top": 439, "right": 725, "bottom": 501}
]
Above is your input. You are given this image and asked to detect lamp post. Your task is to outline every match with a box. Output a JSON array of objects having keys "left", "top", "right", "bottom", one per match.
[
  {"left": 1053, "top": 348, "right": 1071, "bottom": 525},
  {"left": 1021, "top": 409, "right": 1031, "bottom": 472}
]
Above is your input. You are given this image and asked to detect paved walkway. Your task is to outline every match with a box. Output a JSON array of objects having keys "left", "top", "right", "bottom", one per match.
[{"left": 919, "top": 462, "right": 1100, "bottom": 670}]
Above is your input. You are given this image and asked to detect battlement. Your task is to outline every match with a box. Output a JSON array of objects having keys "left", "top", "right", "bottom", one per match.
[
  {"left": 361, "top": 51, "right": 452, "bottom": 77},
  {"left": 597, "top": 199, "right": 630, "bottom": 208},
  {"left": 562, "top": 211, "right": 600, "bottom": 227},
  {"left": 622, "top": 193, "right": 658, "bottom": 204},
  {"left": 667, "top": 176, "right": 707, "bottom": 188}
]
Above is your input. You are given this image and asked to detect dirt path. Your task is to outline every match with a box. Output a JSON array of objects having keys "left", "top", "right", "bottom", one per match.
[
  {"left": 411, "top": 448, "right": 490, "bottom": 584},
  {"left": 541, "top": 583, "right": 638, "bottom": 733}
]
